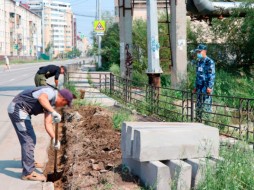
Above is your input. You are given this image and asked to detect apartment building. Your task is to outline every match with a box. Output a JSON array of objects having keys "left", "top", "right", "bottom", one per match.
[
  {"left": 76, "top": 35, "right": 90, "bottom": 57},
  {"left": 0, "top": 0, "right": 42, "bottom": 58},
  {"left": 28, "top": 0, "right": 76, "bottom": 57}
]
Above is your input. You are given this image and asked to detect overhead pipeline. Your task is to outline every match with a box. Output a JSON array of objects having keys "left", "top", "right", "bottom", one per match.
[{"left": 187, "top": 0, "right": 254, "bottom": 17}]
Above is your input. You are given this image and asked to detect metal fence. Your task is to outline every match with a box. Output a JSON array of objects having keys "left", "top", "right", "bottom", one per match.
[{"left": 66, "top": 67, "right": 254, "bottom": 142}]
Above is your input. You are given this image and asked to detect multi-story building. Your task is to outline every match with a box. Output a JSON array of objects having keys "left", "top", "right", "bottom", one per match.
[
  {"left": 76, "top": 35, "right": 90, "bottom": 57},
  {"left": 76, "top": 35, "right": 84, "bottom": 57},
  {"left": 0, "top": 0, "right": 42, "bottom": 58},
  {"left": 28, "top": 0, "right": 76, "bottom": 57}
]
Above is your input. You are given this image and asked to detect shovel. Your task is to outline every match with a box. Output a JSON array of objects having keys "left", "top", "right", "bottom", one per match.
[{"left": 47, "top": 123, "right": 63, "bottom": 182}]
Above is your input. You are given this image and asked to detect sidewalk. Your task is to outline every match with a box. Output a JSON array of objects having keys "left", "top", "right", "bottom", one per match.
[
  {"left": 0, "top": 115, "right": 53, "bottom": 190},
  {"left": 0, "top": 76, "right": 59, "bottom": 190},
  {"left": 84, "top": 86, "right": 117, "bottom": 107}
]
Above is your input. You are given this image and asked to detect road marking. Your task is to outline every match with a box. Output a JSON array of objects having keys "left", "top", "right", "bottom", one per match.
[{"left": 10, "top": 79, "right": 15, "bottom": 81}]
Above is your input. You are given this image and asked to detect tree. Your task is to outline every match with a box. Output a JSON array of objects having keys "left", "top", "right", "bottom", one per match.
[
  {"left": 45, "top": 42, "right": 53, "bottom": 55},
  {"left": 66, "top": 47, "right": 82, "bottom": 58},
  {"left": 101, "top": 23, "right": 120, "bottom": 70},
  {"left": 211, "top": 5, "right": 254, "bottom": 72},
  {"left": 187, "top": 2, "right": 254, "bottom": 72}
]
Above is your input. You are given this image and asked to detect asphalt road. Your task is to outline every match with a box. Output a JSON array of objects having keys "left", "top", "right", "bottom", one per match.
[{"left": 0, "top": 59, "right": 84, "bottom": 190}]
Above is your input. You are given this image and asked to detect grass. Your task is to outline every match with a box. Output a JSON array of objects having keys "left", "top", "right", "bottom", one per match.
[
  {"left": 0, "top": 58, "right": 70, "bottom": 65},
  {"left": 197, "top": 142, "right": 254, "bottom": 190},
  {"left": 0, "top": 59, "right": 51, "bottom": 65},
  {"left": 112, "top": 109, "right": 132, "bottom": 130},
  {"left": 72, "top": 99, "right": 102, "bottom": 109},
  {"left": 64, "top": 81, "right": 80, "bottom": 98}
]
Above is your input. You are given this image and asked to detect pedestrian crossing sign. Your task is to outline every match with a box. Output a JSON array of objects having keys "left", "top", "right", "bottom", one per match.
[{"left": 94, "top": 20, "right": 106, "bottom": 34}]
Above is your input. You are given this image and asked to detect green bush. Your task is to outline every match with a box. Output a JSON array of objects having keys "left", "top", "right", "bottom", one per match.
[
  {"left": 132, "top": 70, "right": 147, "bottom": 86},
  {"left": 109, "top": 64, "right": 120, "bottom": 75}
]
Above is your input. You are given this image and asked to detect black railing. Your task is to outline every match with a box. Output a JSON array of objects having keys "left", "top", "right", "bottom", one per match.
[{"left": 66, "top": 68, "right": 254, "bottom": 142}]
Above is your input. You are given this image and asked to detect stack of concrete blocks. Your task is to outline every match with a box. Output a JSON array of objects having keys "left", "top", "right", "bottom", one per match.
[{"left": 121, "top": 122, "right": 220, "bottom": 190}]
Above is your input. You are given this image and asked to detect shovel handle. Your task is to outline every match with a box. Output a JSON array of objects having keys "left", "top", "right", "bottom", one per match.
[
  {"left": 54, "top": 123, "right": 59, "bottom": 173},
  {"left": 55, "top": 123, "right": 59, "bottom": 144}
]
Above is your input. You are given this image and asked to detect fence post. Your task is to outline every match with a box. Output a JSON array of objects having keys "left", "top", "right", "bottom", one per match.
[
  {"left": 156, "top": 86, "right": 159, "bottom": 115},
  {"left": 246, "top": 100, "right": 250, "bottom": 141},
  {"left": 239, "top": 99, "right": 243, "bottom": 138},
  {"left": 99, "top": 74, "right": 101, "bottom": 91},
  {"left": 104, "top": 74, "right": 106, "bottom": 93},
  {"left": 64, "top": 70, "right": 68, "bottom": 84},
  {"left": 151, "top": 85, "right": 155, "bottom": 114},
  {"left": 129, "top": 79, "right": 132, "bottom": 104},
  {"left": 191, "top": 92, "right": 194, "bottom": 122},
  {"left": 181, "top": 92, "right": 185, "bottom": 122},
  {"left": 110, "top": 73, "right": 113, "bottom": 95},
  {"left": 124, "top": 78, "right": 127, "bottom": 103}
]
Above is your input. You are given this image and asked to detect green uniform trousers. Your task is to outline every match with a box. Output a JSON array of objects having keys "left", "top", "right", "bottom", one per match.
[{"left": 34, "top": 73, "right": 47, "bottom": 87}]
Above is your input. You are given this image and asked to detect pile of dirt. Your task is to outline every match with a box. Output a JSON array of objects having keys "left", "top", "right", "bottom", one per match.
[{"left": 46, "top": 106, "right": 140, "bottom": 190}]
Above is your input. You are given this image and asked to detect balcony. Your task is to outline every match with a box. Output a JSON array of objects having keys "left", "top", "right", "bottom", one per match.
[{"left": 9, "top": 17, "right": 15, "bottom": 23}]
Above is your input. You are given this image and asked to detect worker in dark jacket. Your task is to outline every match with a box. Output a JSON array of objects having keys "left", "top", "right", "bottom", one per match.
[
  {"left": 34, "top": 65, "right": 67, "bottom": 87},
  {"left": 8, "top": 86, "right": 75, "bottom": 181}
]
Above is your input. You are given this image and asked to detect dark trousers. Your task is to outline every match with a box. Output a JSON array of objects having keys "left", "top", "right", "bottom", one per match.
[
  {"left": 8, "top": 113, "right": 36, "bottom": 176},
  {"left": 196, "top": 86, "right": 213, "bottom": 122}
]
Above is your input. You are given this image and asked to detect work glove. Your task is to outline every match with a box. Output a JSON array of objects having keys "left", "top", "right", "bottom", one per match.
[
  {"left": 206, "top": 88, "right": 212, "bottom": 94},
  {"left": 51, "top": 111, "right": 61, "bottom": 123},
  {"left": 52, "top": 138, "right": 61, "bottom": 150}
]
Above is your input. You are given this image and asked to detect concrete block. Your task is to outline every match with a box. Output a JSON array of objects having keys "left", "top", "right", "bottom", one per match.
[
  {"left": 125, "top": 123, "right": 207, "bottom": 157},
  {"left": 164, "top": 160, "right": 192, "bottom": 190},
  {"left": 185, "top": 158, "right": 216, "bottom": 188},
  {"left": 122, "top": 158, "right": 171, "bottom": 190},
  {"left": 140, "top": 161, "right": 171, "bottom": 190},
  {"left": 132, "top": 127, "right": 219, "bottom": 161},
  {"left": 122, "top": 157, "right": 141, "bottom": 177},
  {"left": 121, "top": 122, "right": 137, "bottom": 154},
  {"left": 122, "top": 122, "right": 205, "bottom": 157}
]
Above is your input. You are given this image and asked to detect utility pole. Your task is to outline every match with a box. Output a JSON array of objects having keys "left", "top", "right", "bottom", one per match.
[
  {"left": 170, "top": 0, "right": 187, "bottom": 88},
  {"left": 119, "top": 0, "right": 133, "bottom": 79},
  {"left": 4, "top": 0, "right": 6, "bottom": 56},
  {"left": 41, "top": 0, "right": 45, "bottom": 53},
  {"left": 97, "top": 0, "right": 102, "bottom": 68},
  {"left": 119, "top": 0, "right": 125, "bottom": 77},
  {"left": 146, "top": 0, "right": 163, "bottom": 87},
  {"left": 36, "top": 28, "right": 39, "bottom": 61},
  {"left": 14, "top": 1, "right": 16, "bottom": 56},
  {"left": 72, "top": 15, "right": 75, "bottom": 58}
]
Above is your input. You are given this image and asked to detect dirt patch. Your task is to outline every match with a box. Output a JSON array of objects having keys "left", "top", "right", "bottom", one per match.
[{"left": 45, "top": 106, "right": 140, "bottom": 190}]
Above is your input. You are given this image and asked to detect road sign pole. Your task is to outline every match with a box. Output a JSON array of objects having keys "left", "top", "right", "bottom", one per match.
[{"left": 98, "top": 0, "right": 102, "bottom": 68}]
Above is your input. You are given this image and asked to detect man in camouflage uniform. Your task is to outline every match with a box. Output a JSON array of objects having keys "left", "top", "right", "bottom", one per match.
[{"left": 193, "top": 44, "right": 215, "bottom": 122}]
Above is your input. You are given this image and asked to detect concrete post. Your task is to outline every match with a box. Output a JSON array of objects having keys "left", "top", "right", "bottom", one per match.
[
  {"left": 42, "top": 0, "right": 45, "bottom": 53},
  {"left": 146, "top": 0, "right": 163, "bottom": 88},
  {"left": 170, "top": 0, "right": 187, "bottom": 88},
  {"left": 4, "top": 0, "right": 6, "bottom": 56},
  {"left": 119, "top": 0, "right": 125, "bottom": 77},
  {"left": 119, "top": 0, "right": 133, "bottom": 79}
]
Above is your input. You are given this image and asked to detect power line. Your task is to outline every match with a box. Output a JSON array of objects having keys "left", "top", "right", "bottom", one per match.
[{"left": 73, "top": 13, "right": 95, "bottom": 18}]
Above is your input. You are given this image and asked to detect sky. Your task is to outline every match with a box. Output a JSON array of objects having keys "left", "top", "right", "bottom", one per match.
[
  {"left": 66, "top": 0, "right": 115, "bottom": 40},
  {"left": 23, "top": 0, "right": 115, "bottom": 41}
]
